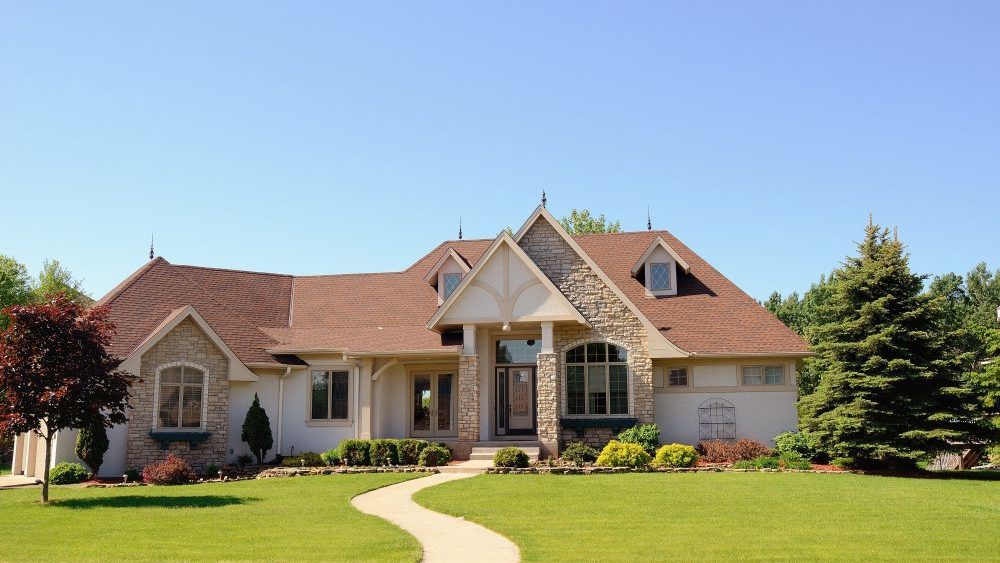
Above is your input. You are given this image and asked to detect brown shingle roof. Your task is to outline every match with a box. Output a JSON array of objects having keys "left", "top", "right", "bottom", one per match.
[{"left": 97, "top": 231, "right": 806, "bottom": 364}]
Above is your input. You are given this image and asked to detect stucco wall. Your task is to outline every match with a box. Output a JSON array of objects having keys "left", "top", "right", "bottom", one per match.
[
  {"left": 655, "top": 391, "right": 798, "bottom": 446},
  {"left": 278, "top": 366, "right": 355, "bottom": 456},
  {"left": 228, "top": 374, "right": 280, "bottom": 462}
]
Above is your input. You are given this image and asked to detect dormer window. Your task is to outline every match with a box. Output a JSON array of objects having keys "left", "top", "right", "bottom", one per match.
[
  {"left": 631, "top": 236, "right": 691, "bottom": 298},
  {"left": 650, "top": 263, "right": 671, "bottom": 291},
  {"left": 442, "top": 273, "right": 461, "bottom": 300}
]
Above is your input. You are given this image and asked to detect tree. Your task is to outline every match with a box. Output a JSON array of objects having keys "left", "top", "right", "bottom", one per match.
[
  {"left": 798, "top": 222, "right": 986, "bottom": 469},
  {"left": 0, "top": 295, "right": 135, "bottom": 503},
  {"left": 241, "top": 393, "right": 273, "bottom": 464},
  {"left": 0, "top": 255, "right": 34, "bottom": 329},
  {"left": 763, "top": 275, "right": 835, "bottom": 395},
  {"left": 35, "top": 260, "right": 91, "bottom": 305},
  {"left": 75, "top": 417, "right": 110, "bottom": 477},
  {"left": 559, "top": 209, "right": 622, "bottom": 235}
]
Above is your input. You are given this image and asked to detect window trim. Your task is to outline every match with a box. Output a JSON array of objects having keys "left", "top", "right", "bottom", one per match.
[
  {"left": 563, "top": 342, "right": 631, "bottom": 417},
  {"left": 441, "top": 272, "right": 462, "bottom": 300},
  {"left": 667, "top": 366, "right": 690, "bottom": 388},
  {"left": 152, "top": 361, "right": 209, "bottom": 432},
  {"left": 740, "top": 364, "right": 788, "bottom": 387},
  {"left": 649, "top": 262, "right": 671, "bottom": 291},
  {"left": 643, "top": 259, "right": 678, "bottom": 297},
  {"left": 307, "top": 366, "right": 353, "bottom": 427}
]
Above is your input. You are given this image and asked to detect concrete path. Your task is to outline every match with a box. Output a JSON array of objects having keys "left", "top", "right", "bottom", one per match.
[
  {"left": 352, "top": 472, "right": 519, "bottom": 563},
  {"left": 0, "top": 475, "right": 41, "bottom": 489}
]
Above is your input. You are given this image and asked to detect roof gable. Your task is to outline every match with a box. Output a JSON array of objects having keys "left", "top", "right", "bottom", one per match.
[{"left": 631, "top": 236, "right": 691, "bottom": 276}]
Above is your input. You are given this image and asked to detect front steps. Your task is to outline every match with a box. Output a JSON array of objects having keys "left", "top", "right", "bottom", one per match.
[{"left": 469, "top": 442, "right": 542, "bottom": 462}]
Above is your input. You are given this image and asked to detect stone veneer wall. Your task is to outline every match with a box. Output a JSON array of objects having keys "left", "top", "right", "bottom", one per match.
[
  {"left": 519, "top": 218, "right": 654, "bottom": 455},
  {"left": 127, "top": 318, "right": 229, "bottom": 472},
  {"left": 458, "top": 354, "right": 480, "bottom": 443}
]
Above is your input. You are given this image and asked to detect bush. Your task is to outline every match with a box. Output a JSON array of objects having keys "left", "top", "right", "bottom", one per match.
[
  {"left": 397, "top": 439, "right": 430, "bottom": 465},
  {"left": 561, "top": 441, "right": 599, "bottom": 466},
  {"left": 831, "top": 457, "right": 855, "bottom": 469},
  {"left": 321, "top": 449, "right": 341, "bottom": 466},
  {"left": 774, "top": 431, "right": 815, "bottom": 460},
  {"left": 617, "top": 424, "right": 661, "bottom": 454},
  {"left": 778, "top": 453, "right": 812, "bottom": 470},
  {"left": 339, "top": 439, "right": 372, "bottom": 466},
  {"left": 418, "top": 445, "right": 451, "bottom": 467},
  {"left": 235, "top": 453, "right": 254, "bottom": 467},
  {"left": 204, "top": 463, "right": 220, "bottom": 477},
  {"left": 241, "top": 393, "right": 273, "bottom": 465},
  {"left": 75, "top": 418, "right": 110, "bottom": 476},
  {"left": 596, "top": 440, "right": 652, "bottom": 468},
  {"left": 370, "top": 439, "right": 399, "bottom": 466},
  {"left": 986, "top": 445, "right": 1000, "bottom": 466},
  {"left": 281, "top": 451, "right": 325, "bottom": 467},
  {"left": 49, "top": 462, "right": 89, "bottom": 484},
  {"left": 142, "top": 455, "right": 196, "bottom": 485},
  {"left": 493, "top": 447, "right": 530, "bottom": 468},
  {"left": 698, "top": 439, "right": 774, "bottom": 463},
  {"left": 124, "top": 468, "right": 141, "bottom": 483},
  {"left": 653, "top": 443, "right": 698, "bottom": 468}
]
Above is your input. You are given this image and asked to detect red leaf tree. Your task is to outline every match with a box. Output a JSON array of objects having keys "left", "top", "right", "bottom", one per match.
[{"left": 0, "top": 295, "right": 136, "bottom": 503}]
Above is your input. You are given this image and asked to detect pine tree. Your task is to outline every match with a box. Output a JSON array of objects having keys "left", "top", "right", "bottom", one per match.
[
  {"left": 241, "top": 393, "right": 273, "bottom": 464},
  {"left": 799, "top": 222, "right": 984, "bottom": 469},
  {"left": 75, "top": 417, "right": 110, "bottom": 477}
]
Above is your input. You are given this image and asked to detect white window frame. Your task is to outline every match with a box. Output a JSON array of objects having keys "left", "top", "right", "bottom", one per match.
[
  {"left": 307, "top": 368, "right": 353, "bottom": 426},
  {"left": 564, "top": 342, "right": 631, "bottom": 417},
  {"left": 442, "top": 272, "right": 462, "bottom": 300},
  {"left": 741, "top": 365, "right": 787, "bottom": 387},
  {"left": 152, "top": 361, "right": 209, "bottom": 431},
  {"left": 644, "top": 260, "right": 678, "bottom": 297}
]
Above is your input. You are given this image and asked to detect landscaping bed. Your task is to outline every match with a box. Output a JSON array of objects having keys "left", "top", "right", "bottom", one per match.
[{"left": 485, "top": 465, "right": 849, "bottom": 475}]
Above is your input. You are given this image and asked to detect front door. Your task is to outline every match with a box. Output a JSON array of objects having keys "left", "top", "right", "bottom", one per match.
[
  {"left": 496, "top": 367, "right": 536, "bottom": 435},
  {"left": 411, "top": 372, "right": 455, "bottom": 437}
]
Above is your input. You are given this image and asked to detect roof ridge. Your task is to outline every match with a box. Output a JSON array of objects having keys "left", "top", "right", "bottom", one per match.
[
  {"left": 94, "top": 257, "right": 169, "bottom": 308},
  {"left": 171, "top": 263, "right": 294, "bottom": 278}
]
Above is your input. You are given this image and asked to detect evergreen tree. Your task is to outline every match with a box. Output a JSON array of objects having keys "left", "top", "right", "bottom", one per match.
[
  {"left": 75, "top": 417, "right": 110, "bottom": 477},
  {"left": 799, "top": 222, "right": 985, "bottom": 468},
  {"left": 241, "top": 393, "right": 273, "bottom": 464}
]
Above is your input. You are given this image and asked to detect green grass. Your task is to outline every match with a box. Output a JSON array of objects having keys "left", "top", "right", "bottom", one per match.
[
  {"left": 0, "top": 473, "right": 424, "bottom": 562},
  {"left": 0, "top": 465, "right": 8, "bottom": 476},
  {"left": 415, "top": 473, "right": 1000, "bottom": 561}
]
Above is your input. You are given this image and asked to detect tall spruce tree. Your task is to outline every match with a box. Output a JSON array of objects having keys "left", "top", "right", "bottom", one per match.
[
  {"left": 799, "top": 222, "right": 983, "bottom": 468},
  {"left": 241, "top": 393, "right": 273, "bottom": 464}
]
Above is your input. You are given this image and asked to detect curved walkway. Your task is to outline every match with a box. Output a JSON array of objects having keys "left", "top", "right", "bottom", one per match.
[{"left": 352, "top": 472, "right": 519, "bottom": 563}]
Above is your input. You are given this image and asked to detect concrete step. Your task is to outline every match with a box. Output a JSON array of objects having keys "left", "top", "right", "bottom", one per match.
[{"left": 470, "top": 445, "right": 540, "bottom": 461}]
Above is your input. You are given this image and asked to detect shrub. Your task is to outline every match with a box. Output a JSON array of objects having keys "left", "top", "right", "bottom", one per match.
[
  {"left": 281, "top": 451, "right": 325, "bottom": 467},
  {"left": 418, "top": 445, "right": 451, "bottom": 467},
  {"left": 774, "top": 431, "right": 815, "bottom": 460},
  {"left": 986, "top": 445, "right": 1000, "bottom": 466},
  {"left": 75, "top": 417, "right": 110, "bottom": 476},
  {"left": 494, "top": 447, "right": 530, "bottom": 468},
  {"left": 124, "top": 468, "right": 141, "bottom": 483},
  {"left": 339, "top": 439, "right": 372, "bottom": 466},
  {"left": 596, "top": 440, "right": 652, "bottom": 468},
  {"left": 831, "top": 457, "right": 855, "bottom": 469},
  {"left": 397, "top": 439, "right": 430, "bottom": 465},
  {"left": 698, "top": 439, "right": 774, "bottom": 463},
  {"left": 653, "top": 443, "right": 698, "bottom": 468},
  {"left": 49, "top": 462, "right": 89, "bottom": 484},
  {"left": 561, "top": 441, "right": 599, "bottom": 466},
  {"left": 321, "top": 449, "right": 341, "bottom": 466},
  {"left": 235, "top": 453, "right": 254, "bottom": 467},
  {"left": 204, "top": 463, "right": 220, "bottom": 477},
  {"left": 779, "top": 453, "right": 812, "bottom": 470},
  {"left": 617, "top": 423, "right": 661, "bottom": 454},
  {"left": 241, "top": 393, "right": 273, "bottom": 465},
  {"left": 142, "top": 454, "right": 196, "bottom": 485},
  {"left": 370, "top": 439, "right": 399, "bottom": 466}
]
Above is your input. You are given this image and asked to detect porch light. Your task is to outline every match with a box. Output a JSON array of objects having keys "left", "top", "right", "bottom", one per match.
[{"left": 502, "top": 322, "right": 511, "bottom": 332}]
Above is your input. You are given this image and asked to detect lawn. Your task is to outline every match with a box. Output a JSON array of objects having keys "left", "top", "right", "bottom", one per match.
[
  {"left": 415, "top": 473, "right": 1000, "bottom": 562},
  {"left": 0, "top": 473, "right": 424, "bottom": 562}
]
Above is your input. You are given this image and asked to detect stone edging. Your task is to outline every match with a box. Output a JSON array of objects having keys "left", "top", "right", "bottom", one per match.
[
  {"left": 84, "top": 466, "right": 436, "bottom": 488},
  {"left": 484, "top": 466, "right": 851, "bottom": 475}
]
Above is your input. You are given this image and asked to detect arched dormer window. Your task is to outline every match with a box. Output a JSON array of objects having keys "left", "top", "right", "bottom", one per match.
[
  {"left": 565, "top": 343, "right": 629, "bottom": 416},
  {"left": 155, "top": 362, "right": 208, "bottom": 430}
]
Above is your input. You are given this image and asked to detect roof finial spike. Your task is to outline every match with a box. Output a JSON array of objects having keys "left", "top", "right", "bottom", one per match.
[
  {"left": 541, "top": 189, "right": 547, "bottom": 208},
  {"left": 868, "top": 212, "right": 873, "bottom": 227},
  {"left": 647, "top": 207, "right": 652, "bottom": 231},
  {"left": 893, "top": 225, "right": 899, "bottom": 242},
  {"left": 458, "top": 217, "right": 463, "bottom": 240},
  {"left": 149, "top": 233, "right": 155, "bottom": 260}
]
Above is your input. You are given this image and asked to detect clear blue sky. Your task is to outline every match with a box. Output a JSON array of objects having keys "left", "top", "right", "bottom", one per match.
[{"left": 2, "top": 1, "right": 997, "bottom": 302}]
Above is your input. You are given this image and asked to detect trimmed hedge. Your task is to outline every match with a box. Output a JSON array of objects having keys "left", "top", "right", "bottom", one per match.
[
  {"left": 397, "top": 439, "right": 430, "bottom": 465},
  {"left": 419, "top": 445, "right": 451, "bottom": 467},
  {"left": 494, "top": 447, "right": 530, "bottom": 468},
  {"left": 320, "top": 449, "right": 341, "bottom": 466},
  {"left": 617, "top": 423, "right": 661, "bottom": 454},
  {"left": 596, "top": 440, "right": 651, "bottom": 468},
  {"left": 339, "top": 440, "right": 372, "bottom": 466},
  {"left": 142, "top": 455, "right": 197, "bottom": 485},
  {"left": 49, "top": 462, "right": 89, "bottom": 484},
  {"left": 561, "top": 441, "right": 599, "bottom": 466},
  {"left": 370, "top": 439, "right": 399, "bottom": 466},
  {"left": 653, "top": 444, "right": 698, "bottom": 468}
]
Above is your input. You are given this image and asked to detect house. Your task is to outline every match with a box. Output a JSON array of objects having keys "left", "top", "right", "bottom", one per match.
[{"left": 10, "top": 206, "right": 810, "bottom": 477}]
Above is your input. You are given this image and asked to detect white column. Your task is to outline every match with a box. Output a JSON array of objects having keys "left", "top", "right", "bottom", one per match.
[
  {"left": 540, "top": 321, "right": 554, "bottom": 354},
  {"left": 463, "top": 324, "right": 477, "bottom": 356},
  {"left": 11, "top": 433, "right": 24, "bottom": 476},
  {"left": 359, "top": 358, "right": 374, "bottom": 439}
]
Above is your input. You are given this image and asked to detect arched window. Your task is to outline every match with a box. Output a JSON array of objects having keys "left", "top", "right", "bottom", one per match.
[
  {"left": 156, "top": 363, "right": 207, "bottom": 429},
  {"left": 565, "top": 343, "right": 629, "bottom": 415},
  {"left": 698, "top": 398, "right": 735, "bottom": 440}
]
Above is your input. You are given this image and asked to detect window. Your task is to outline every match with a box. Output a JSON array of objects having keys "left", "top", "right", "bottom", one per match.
[
  {"left": 442, "top": 273, "right": 461, "bottom": 300},
  {"left": 742, "top": 365, "right": 785, "bottom": 386},
  {"left": 311, "top": 370, "right": 350, "bottom": 420},
  {"left": 157, "top": 364, "right": 205, "bottom": 429},
  {"left": 668, "top": 367, "right": 688, "bottom": 387},
  {"left": 496, "top": 339, "right": 541, "bottom": 364},
  {"left": 565, "top": 343, "right": 629, "bottom": 415},
  {"left": 650, "top": 262, "right": 671, "bottom": 291}
]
